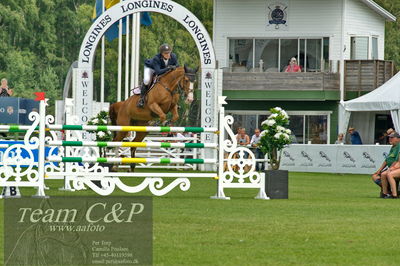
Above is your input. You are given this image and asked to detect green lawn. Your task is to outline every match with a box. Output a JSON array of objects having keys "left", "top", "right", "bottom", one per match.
[{"left": 1, "top": 172, "right": 400, "bottom": 266}]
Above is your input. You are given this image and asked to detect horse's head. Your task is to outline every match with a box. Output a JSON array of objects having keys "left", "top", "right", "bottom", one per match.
[{"left": 179, "top": 65, "right": 198, "bottom": 104}]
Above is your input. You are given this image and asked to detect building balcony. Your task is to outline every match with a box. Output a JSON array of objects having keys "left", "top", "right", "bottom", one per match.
[{"left": 222, "top": 60, "right": 394, "bottom": 101}]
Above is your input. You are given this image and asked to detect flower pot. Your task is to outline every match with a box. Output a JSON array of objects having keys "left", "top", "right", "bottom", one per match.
[{"left": 265, "top": 170, "right": 288, "bottom": 199}]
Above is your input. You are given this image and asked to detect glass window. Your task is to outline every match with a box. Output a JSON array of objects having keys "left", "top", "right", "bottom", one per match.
[
  {"left": 229, "top": 39, "right": 253, "bottom": 70},
  {"left": 289, "top": 115, "right": 304, "bottom": 144},
  {"left": 323, "top": 37, "right": 330, "bottom": 71},
  {"left": 280, "top": 39, "right": 298, "bottom": 72},
  {"left": 306, "top": 39, "right": 322, "bottom": 72},
  {"left": 231, "top": 114, "right": 257, "bottom": 137},
  {"left": 255, "top": 39, "right": 279, "bottom": 72},
  {"left": 372, "top": 37, "right": 378, "bottom": 59},
  {"left": 351, "top": 37, "right": 369, "bottom": 60},
  {"left": 305, "top": 115, "right": 328, "bottom": 144}
]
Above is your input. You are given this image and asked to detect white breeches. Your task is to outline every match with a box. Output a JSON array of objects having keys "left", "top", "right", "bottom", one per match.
[{"left": 143, "top": 67, "right": 155, "bottom": 85}]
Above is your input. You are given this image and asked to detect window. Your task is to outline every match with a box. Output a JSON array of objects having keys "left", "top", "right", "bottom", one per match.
[
  {"left": 229, "top": 37, "right": 328, "bottom": 72},
  {"left": 280, "top": 39, "right": 298, "bottom": 72},
  {"left": 227, "top": 112, "right": 330, "bottom": 144},
  {"left": 229, "top": 39, "right": 253, "bottom": 70},
  {"left": 255, "top": 39, "right": 279, "bottom": 72},
  {"left": 351, "top": 37, "right": 369, "bottom": 60},
  {"left": 231, "top": 114, "right": 257, "bottom": 137},
  {"left": 372, "top": 37, "right": 378, "bottom": 59}
]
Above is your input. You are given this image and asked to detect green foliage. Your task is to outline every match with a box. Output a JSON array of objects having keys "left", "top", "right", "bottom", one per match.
[{"left": 87, "top": 111, "right": 113, "bottom": 142}]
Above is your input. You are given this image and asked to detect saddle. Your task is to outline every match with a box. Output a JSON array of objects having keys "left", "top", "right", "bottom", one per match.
[{"left": 131, "top": 76, "right": 159, "bottom": 96}]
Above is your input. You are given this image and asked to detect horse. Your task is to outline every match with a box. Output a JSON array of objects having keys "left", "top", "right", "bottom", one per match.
[{"left": 109, "top": 65, "right": 198, "bottom": 171}]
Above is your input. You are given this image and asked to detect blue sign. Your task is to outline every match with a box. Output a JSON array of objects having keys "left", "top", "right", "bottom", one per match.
[
  {"left": 0, "top": 141, "right": 57, "bottom": 167},
  {"left": 0, "top": 97, "right": 39, "bottom": 125}
]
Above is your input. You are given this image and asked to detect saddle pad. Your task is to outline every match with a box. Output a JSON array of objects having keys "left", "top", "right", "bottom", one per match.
[{"left": 132, "top": 87, "right": 141, "bottom": 95}]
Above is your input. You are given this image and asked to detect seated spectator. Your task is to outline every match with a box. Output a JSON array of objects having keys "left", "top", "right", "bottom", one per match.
[
  {"left": 374, "top": 132, "right": 400, "bottom": 198},
  {"left": 237, "top": 128, "right": 250, "bottom": 147},
  {"left": 284, "top": 57, "right": 301, "bottom": 73},
  {"left": 335, "top": 133, "right": 345, "bottom": 144},
  {"left": 0, "top": 78, "right": 13, "bottom": 97},
  {"left": 378, "top": 128, "right": 395, "bottom": 145},
  {"left": 348, "top": 127, "right": 362, "bottom": 145},
  {"left": 250, "top": 128, "right": 264, "bottom": 171}
]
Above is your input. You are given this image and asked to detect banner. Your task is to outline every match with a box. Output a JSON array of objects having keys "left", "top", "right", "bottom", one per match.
[{"left": 280, "top": 144, "right": 390, "bottom": 174}]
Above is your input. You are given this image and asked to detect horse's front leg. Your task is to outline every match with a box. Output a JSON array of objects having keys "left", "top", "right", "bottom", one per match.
[{"left": 148, "top": 102, "right": 167, "bottom": 122}]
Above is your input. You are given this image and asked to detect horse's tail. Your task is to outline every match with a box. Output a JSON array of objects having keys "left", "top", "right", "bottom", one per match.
[
  {"left": 109, "top": 103, "right": 118, "bottom": 126},
  {"left": 109, "top": 103, "right": 119, "bottom": 139}
]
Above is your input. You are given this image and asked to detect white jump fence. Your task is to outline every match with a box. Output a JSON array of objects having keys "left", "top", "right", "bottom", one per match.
[{"left": 0, "top": 96, "right": 268, "bottom": 200}]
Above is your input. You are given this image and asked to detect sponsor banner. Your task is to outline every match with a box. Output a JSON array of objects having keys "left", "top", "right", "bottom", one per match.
[
  {"left": 281, "top": 144, "right": 389, "bottom": 174},
  {"left": 4, "top": 197, "right": 152, "bottom": 265},
  {"left": 0, "top": 97, "right": 39, "bottom": 125}
]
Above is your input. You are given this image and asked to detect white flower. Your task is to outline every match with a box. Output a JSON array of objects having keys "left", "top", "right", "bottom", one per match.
[
  {"left": 274, "top": 107, "right": 282, "bottom": 111},
  {"left": 283, "top": 133, "right": 290, "bottom": 140},
  {"left": 274, "top": 133, "right": 282, "bottom": 139},
  {"left": 261, "top": 119, "right": 268, "bottom": 126},
  {"left": 276, "top": 126, "right": 285, "bottom": 132},
  {"left": 281, "top": 110, "right": 289, "bottom": 119},
  {"left": 285, "top": 129, "right": 292, "bottom": 134},
  {"left": 266, "top": 119, "right": 276, "bottom": 126},
  {"left": 92, "top": 118, "right": 99, "bottom": 124},
  {"left": 102, "top": 119, "right": 107, "bottom": 124},
  {"left": 260, "top": 130, "right": 268, "bottom": 136},
  {"left": 107, "top": 130, "right": 112, "bottom": 135},
  {"left": 268, "top": 113, "right": 278, "bottom": 119},
  {"left": 97, "top": 131, "right": 106, "bottom": 138}
]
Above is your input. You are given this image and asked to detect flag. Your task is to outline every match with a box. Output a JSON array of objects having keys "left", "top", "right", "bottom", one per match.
[{"left": 93, "top": 0, "right": 152, "bottom": 42}]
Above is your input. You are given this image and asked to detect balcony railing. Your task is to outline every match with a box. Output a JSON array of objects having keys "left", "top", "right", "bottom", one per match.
[{"left": 222, "top": 60, "right": 394, "bottom": 93}]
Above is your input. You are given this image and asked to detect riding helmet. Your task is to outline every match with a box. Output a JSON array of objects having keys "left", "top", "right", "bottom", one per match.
[{"left": 159, "top": 43, "right": 172, "bottom": 54}]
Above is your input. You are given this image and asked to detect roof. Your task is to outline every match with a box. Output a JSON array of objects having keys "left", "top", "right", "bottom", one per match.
[{"left": 361, "top": 0, "right": 396, "bottom": 22}]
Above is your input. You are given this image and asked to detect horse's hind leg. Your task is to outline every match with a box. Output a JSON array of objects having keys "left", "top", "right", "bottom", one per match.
[{"left": 129, "top": 121, "right": 149, "bottom": 172}]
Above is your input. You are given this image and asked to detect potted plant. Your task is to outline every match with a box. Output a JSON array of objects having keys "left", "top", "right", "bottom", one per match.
[{"left": 258, "top": 107, "right": 291, "bottom": 199}]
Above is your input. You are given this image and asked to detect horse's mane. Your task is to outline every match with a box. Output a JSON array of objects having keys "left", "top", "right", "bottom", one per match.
[{"left": 158, "top": 66, "right": 184, "bottom": 81}]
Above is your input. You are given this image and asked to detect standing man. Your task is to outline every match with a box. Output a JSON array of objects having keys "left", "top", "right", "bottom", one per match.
[
  {"left": 0, "top": 78, "right": 13, "bottom": 97},
  {"left": 250, "top": 128, "right": 264, "bottom": 171},
  {"left": 348, "top": 127, "right": 362, "bottom": 145}
]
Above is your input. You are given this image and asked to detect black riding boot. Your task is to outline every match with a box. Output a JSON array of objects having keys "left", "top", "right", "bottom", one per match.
[{"left": 137, "top": 83, "right": 148, "bottom": 108}]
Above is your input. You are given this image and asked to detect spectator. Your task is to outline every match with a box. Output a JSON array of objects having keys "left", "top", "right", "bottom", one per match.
[
  {"left": 237, "top": 128, "right": 250, "bottom": 147},
  {"left": 284, "top": 57, "right": 301, "bottom": 73},
  {"left": 335, "top": 133, "right": 345, "bottom": 144},
  {"left": 348, "top": 127, "right": 362, "bottom": 145},
  {"left": 0, "top": 78, "right": 13, "bottom": 97},
  {"left": 379, "top": 132, "right": 400, "bottom": 198},
  {"left": 234, "top": 127, "right": 242, "bottom": 138},
  {"left": 250, "top": 128, "right": 264, "bottom": 171},
  {"left": 378, "top": 128, "right": 395, "bottom": 145}
]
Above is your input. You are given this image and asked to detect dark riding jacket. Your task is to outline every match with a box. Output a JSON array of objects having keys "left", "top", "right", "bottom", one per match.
[{"left": 145, "top": 53, "right": 179, "bottom": 75}]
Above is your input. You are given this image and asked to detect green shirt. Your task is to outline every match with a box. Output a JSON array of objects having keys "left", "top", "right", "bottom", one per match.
[{"left": 386, "top": 143, "right": 400, "bottom": 167}]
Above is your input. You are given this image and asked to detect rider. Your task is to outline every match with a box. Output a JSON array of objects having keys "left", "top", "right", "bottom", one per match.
[{"left": 137, "top": 43, "right": 179, "bottom": 108}]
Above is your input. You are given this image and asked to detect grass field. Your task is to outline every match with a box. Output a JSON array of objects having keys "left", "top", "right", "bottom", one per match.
[{"left": 1, "top": 171, "right": 400, "bottom": 266}]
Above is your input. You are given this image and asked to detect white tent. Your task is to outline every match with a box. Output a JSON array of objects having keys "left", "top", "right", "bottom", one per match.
[{"left": 339, "top": 71, "right": 400, "bottom": 135}]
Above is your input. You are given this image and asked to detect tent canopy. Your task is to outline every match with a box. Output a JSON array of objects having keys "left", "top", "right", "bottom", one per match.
[{"left": 340, "top": 71, "right": 400, "bottom": 135}]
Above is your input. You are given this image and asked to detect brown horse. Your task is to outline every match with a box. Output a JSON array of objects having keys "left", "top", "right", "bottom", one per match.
[{"left": 109, "top": 65, "right": 198, "bottom": 171}]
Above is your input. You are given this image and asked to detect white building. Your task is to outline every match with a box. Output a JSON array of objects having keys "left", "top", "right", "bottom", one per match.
[{"left": 213, "top": 0, "right": 396, "bottom": 144}]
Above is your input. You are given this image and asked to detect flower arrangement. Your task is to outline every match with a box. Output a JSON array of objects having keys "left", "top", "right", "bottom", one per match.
[
  {"left": 88, "top": 111, "right": 112, "bottom": 157},
  {"left": 259, "top": 107, "right": 291, "bottom": 170}
]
